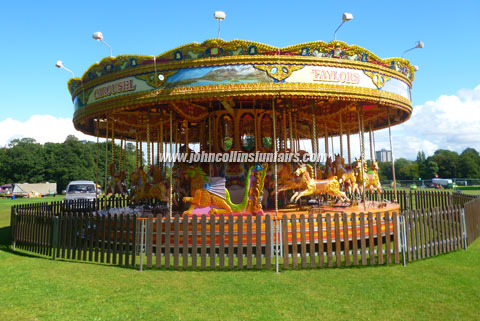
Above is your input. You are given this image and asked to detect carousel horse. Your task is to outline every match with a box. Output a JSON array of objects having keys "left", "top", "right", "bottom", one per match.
[
  {"left": 364, "top": 161, "right": 382, "bottom": 194},
  {"left": 277, "top": 162, "right": 303, "bottom": 192},
  {"left": 354, "top": 159, "right": 382, "bottom": 195},
  {"left": 323, "top": 156, "right": 334, "bottom": 179},
  {"left": 106, "top": 163, "right": 127, "bottom": 195},
  {"left": 290, "top": 163, "right": 350, "bottom": 203},
  {"left": 340, "top": 164, "right": 359, "bottom": 196},
  {"left": 129, "top": 166, "right": 150, "bottom": 202},
  {"left": 148, "top": 165, "right": 168, "bottom": 201},
  {"left": 332, "top": 154, "right": 346, "bottom": 180}
]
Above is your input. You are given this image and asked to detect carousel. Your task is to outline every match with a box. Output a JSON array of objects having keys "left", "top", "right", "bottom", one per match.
[{"left": 66, "top": 36, "right": 415, "bottom": 223}]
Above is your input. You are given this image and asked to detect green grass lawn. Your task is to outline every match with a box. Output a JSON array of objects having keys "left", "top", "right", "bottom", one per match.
[{"left": 1, "top": 197, "right": 480, "bottom": 320}]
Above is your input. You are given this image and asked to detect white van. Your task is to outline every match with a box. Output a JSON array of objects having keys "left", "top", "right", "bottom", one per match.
[{"left": 64, "top": 180, "right": 98, "bottom": 201}]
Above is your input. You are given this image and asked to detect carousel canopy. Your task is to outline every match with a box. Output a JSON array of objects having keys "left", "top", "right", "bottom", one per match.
[{"left": 67, "top": 39, "right": 415, "bottom": 142}]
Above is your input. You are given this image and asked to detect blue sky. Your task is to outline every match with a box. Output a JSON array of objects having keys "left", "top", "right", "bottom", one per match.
[{"left": 1, "top": 0, "right": 479, "bottom": 159}]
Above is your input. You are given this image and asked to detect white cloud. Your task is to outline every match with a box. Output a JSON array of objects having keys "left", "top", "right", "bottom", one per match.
[
  {"left": 0, "top": 115, "right": 91, "bottom": 147},
  {"left": 388, "top": 84, "right": 480, "bottom": 159}
]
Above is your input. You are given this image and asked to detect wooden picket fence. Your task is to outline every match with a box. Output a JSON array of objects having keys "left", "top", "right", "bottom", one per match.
[
  {"left": 139, "top": 214, "right": 273, "bottom": 269},
  {"left": 135, "top": 212, "right": 400, "bottom": 270},
  {"left": 10, "top": 207, "right": 55, "bottom": 256},
  {"left": 280, "top": 212, "right": 400, "bottom": 268},
  {"left": 464, "top": 197, "right": 480, "bottom": 246},
  {"left": 367, "top": 190, "right": 452, "bottom": 211},
  {"left": 8, "top": 192, "right": 479, "bottom": 271},
  {"left": 401, "top": 205, "right": 467, "bottom": 262},
  {"left": 11, "top": 207, "right": 138, "bottom": 267}
]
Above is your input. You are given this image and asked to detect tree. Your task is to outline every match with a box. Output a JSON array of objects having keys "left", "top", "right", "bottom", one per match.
[
  {"left": 425, "top": 159, "right": 439, "bottom": 179},
  {"left": 458, "top": 148, "right": 480, "bottom": 178},
  {"left": 430, "top": 150, "right": 459, "bottom": 178},
  {"left": 416, "top": 151, "right": 427, "bottom": 179}
]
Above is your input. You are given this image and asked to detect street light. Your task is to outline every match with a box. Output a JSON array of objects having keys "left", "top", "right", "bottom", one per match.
[
  {"left": 92, "top": 31, "right": 113, "bottom": 57},
  {"left": 333, "top": 12, "right": 353, "bottom": 41},
  {"left": 55, "top": 60, "right": 75, "bottom": 78},
  {"left": 214, "top": 11, "right": 226, "bottom": 39},
  {"left": 402, "top": 41, "right": 424, "bottom": 58}
]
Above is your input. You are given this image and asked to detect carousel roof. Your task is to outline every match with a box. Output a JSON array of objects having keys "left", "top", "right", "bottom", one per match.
[{"left": 67, "top": 39, "right": 416, "bottom": 140}]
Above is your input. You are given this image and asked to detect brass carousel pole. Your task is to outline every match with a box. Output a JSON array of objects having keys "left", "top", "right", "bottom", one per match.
[
  {"left": 135, "top": 132, "right": 139, "bottom": 168},
  {"left": 387, "top": 107, "right": 397, "bottom": 202},
  {"left": 157, "top": 130, "right": 160, "bottom": 166},
  {"left": 119, "top": 137, "right": 123, "bottom": 172},
  {"left": 185, "top": 121, "right": 189, "bottom": 154},
  {"left": 357, "top": 107, "right": 366, "bottom": 210},
  {"left": 347, "top": 128, "right": 351, "bottom": 166},
  {"left": 95, "top": 120, "right": 99, "bottom": 192},
  {"left": 311, "top": 101, "right": 317, "bottom": 178},
  {"left": 324, "top": 123, "right": 329, "bottom": 159},
  {"left": 340, "top": 114, "right": 344, "bottom": 159},
  {"left": 169, "top": 111, "right": 173, "bottom": 217},
  {"left": 209, "top": 114, "right": 213, "bottom": 177},
  {"left": 147, "top": 120, "right": 151, "bottom": 167},
  {"left": 111, "top": 120, "right": 115, "bottom": 166},
  {"left": 369, "top": 125, "right": 374, "bottom": 162},
  {"left": 282, "top": 109, "right": 287, "bottom": 150},
  {"left": 273, "top": 98, "right": 278, "bottom": 216},
  {"left": 289, "top": 110, "right": 293, "bottom": 151},
  {"left": 139, "top": 133, "right": 143, "bottom": 166},
  {"left": 104, "top": 118, "right": 109, "bottom": 194},
  {"left": 372, "top": 126, "right": 377, "bottom": 162}
]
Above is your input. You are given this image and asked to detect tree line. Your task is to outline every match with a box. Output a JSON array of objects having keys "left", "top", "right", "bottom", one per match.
[
  {"left": 0, "top": 136, "right": 137, "bottom": 192},
  {"left": 376, "top": 148, "right": 480, "bottom": 181}
]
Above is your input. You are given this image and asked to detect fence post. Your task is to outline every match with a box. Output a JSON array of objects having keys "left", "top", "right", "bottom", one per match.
[
  {"left": 460, "top": 208, "right": 468, "bottom": 250},
  {"left": 405, "top": 193, "right": 410, "bottom": 211},
  {"left": 275, "top": 219, "right": 279, "bottom": 274},
  {"left": 399, "top": 214, "right": 407, "bottom": 267},
  {"left": 51, "top": 216, "right": 59, "bottom": 260},
  {"left": 138, "top": 219, "right": 146, "bottom": 271},
  {"left": 11, "top": 207, "right": 16, "bottom": 251}
]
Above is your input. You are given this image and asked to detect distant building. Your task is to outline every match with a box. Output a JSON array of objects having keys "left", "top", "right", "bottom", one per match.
[{"left": 376, "top": 149, "right": 392, "bottom": 162}]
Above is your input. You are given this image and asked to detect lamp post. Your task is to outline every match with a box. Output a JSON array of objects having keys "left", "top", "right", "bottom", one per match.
[
  {"left": 55, "top": 60, "right": 75, "bottom": 78},
  {"left": 402, "top": 41, "right": 424, "bottom": 58},
  {"left": 214, "top": 11, "right": 226, "bottom": 39},
  {"left": 333, "top": 12, "right": 353, "bottom": 41},
  {"left": 92, "top": 32, "right": 113, "bottom": 57}
]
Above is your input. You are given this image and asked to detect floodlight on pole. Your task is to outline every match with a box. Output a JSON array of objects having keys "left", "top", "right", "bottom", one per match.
[
  {"left": 333, "top": 12, "right": 353, "bottom": 41},
  {"left": 214, "top": 11, "right": 226, "bottom": 39},
  {"left": 92, "top": 31, "right": 113, "bottom": 57},
  {"left": 402, "top": 41, "right": 424, "bottom": 58},
  {"left": 55, "top": 60, "right": 75, "bottom": 78}
]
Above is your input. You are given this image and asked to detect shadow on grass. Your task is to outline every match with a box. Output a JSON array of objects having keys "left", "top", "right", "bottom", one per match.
[{"left": 0, "top": 226, "right": 11, "bottom": 250}]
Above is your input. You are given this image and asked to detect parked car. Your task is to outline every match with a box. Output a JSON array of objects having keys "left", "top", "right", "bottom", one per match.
[{"left": 64, "top": 181, "right": 98, "bottom": 201}]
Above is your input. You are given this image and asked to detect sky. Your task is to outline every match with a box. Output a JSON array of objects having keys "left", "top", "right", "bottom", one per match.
[{"left": 0, "top": 0, "right": 479, "bottom": 160}]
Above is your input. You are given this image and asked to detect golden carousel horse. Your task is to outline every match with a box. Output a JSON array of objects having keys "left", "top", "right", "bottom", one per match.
[
  {"left": 322, "top": 156, "right": 334, "bottom": 179},
  {"left": 355, "top": 159, "right": 382, "bottom": 195},
  {"left": 148, "top": 165, "right": 168, "bottom": 201},
  {"left": 290, "top": 163, "right": 350, "bottom": 204},
  {"left": 129, "top": 166, "right": 150, "bottom": 202},
  {"left": 106, "top": 163, "right": 127, "bottom": 195}
]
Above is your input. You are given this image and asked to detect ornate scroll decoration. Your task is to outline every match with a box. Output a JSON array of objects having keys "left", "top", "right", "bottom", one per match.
[
  {"left": 254, "top": 64, "right": 304, "bottom": 81},
  {"left": 364, "top": 71, "right": 391, "bottom": 89},
  {"left": 135, "top": 70, "right": 179, "bottom": 88}
]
